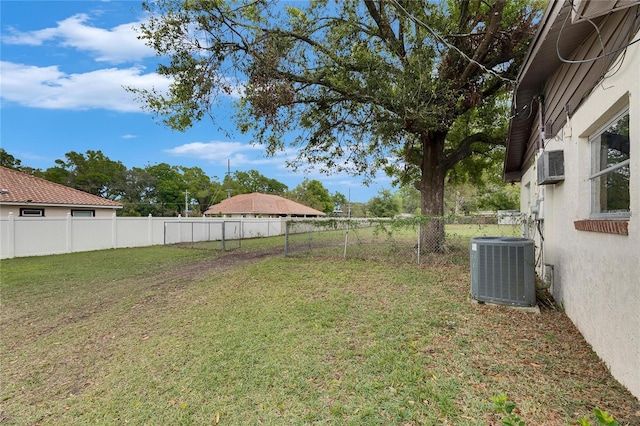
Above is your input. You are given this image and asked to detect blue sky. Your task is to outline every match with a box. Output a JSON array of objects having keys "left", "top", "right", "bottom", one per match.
[{"left": 0, "top": 0, "right": 391, "bottom": 202}]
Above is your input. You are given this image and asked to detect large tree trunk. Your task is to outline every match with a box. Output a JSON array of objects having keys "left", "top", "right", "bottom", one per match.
[{"left": 418, "top": 131, "right": 447, "bottom": 253}]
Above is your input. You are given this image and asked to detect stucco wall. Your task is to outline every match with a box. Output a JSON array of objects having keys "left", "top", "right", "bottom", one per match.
[
  {"left": 519, "top": 35, "right": 640, "bottom": 399},
  {"left": 0, "top": 205, "right": 118, "bottom": 218}
]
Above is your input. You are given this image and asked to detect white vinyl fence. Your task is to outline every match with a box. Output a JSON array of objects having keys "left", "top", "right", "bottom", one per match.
[{"left": 0, "top": 213, "right": 286, "bottom": 259}]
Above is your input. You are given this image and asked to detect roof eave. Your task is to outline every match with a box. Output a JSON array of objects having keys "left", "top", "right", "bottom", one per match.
[
  {"left": 204, "top": 211, "right": 325, "bottom": 216},
  {"left": 0, "top": 201, "right": 123, "bottom": 209},
  {"left": 514, "top": 0, "right": 565, "bottom": 84},
  {"left": 504, "top": 0, "right": 568, "bottom": 181}
]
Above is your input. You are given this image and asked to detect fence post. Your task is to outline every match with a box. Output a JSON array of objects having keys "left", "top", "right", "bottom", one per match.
[
  {"left": 6, "top": 212, "right": 15, "bottom": 259},
  {"left": 417, "top": 222, "right": 421, "bottom": 264},
  {"left": 112, "top": 212, "right": 117, "bottom": 249},
  {"left": 222, "top": 220, "right": 226, "bottom": 252},
  {"left": 163, "top": 221, "right": 167, "bottom": 245},
  {"left": 66, "top": 212, "right": 72, "bottom": 253},
  {"left": 284, "top": 221, "right": 289, "bottom": 256},
  {"left": 343, "top": 220, "right": 349, "bottom": 259},
  {"left": 148, "top": 214, "right": 153, "bottom": 246}
]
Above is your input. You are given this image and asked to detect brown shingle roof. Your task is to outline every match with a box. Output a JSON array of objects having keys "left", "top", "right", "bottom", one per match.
[
  {"left": 0, "top": 166, "right": 123, "bottom": 208},
  {"left": 204, "top": 192, "right": 325, "bottom": 216}
]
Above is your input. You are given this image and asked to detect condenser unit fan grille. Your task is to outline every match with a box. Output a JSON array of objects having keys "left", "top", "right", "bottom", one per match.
[{"left": 470, "top": 237, "right": 536, "bottom": 307}]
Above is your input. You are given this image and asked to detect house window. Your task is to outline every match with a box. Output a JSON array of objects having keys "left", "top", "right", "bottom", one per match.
[
  {"left": 71, "top": 209, "right": 95, "bottom": 217},
  {"left": 20, "top": 208, "right": 44, "bottom": 217},
  {"left": 589, "top": 109, "right": 630, "bottom": 218}
]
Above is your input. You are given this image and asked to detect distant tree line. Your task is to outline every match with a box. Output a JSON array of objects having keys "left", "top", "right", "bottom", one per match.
[
  {"left": 0, "top": 148, "right": 356, "bottom": 216},
  {"left": 1, "top": 148, "right": 517, "bottom": 218}
]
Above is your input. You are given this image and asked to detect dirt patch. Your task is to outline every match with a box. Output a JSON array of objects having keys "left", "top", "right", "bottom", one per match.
[{"left": 169, "top": 246, "right": 285, "bottom": 282}]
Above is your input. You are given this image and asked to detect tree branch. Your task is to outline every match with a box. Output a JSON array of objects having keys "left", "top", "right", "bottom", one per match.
[
  {"left": 364, "top": 0, "right": 407, "bottom": 61},
  {"left": 443, "top": 132, "right": 503, "bottom": 170},
  {"left": 460, "top": 0, "right": 505, "bottom": 82},
  {"left": 268, "top": 28, "right": 367, "bottom": 74},
  {"left": 458, "top": 0, "right": 470, "bottom": 31}
]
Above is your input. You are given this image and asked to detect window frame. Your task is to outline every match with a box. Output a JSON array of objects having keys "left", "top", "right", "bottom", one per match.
[
  {"left": 20, "top": 208, "right": 45, "bottom": 217},
  {"left": 71, "top": 209, "right": 95, "bottom": 217},
  {"left": 588, "top": 108, "right": 630, "bottom": 219}
]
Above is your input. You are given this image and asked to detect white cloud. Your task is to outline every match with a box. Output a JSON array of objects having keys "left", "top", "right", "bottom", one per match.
[
  {"left": 1, "top": 11, "right": 244, "bottom": 111},
  {"left": 121, "top": 134, "right": 138, "bottom": 139},
  {"left": 0, "top": 61, "right": 170, "bottom": 112},
  {"left": 165, "top": 141, "right": 264, "bottom": 165},
  {"left": 3, "top": 14, "right": 154, "bottom": 64},
  {"left": 0, "top": 61, "right": 242, "bottom": 112}
]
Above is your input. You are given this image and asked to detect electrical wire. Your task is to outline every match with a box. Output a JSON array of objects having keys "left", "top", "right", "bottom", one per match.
[
  {"left": 605, "top": 44, "right": 628, "bottom": 78},
  {"left": 509, "top": 95, "right": 537, "bottom": 121},
  {"left": 597, "top": 45, "right": 627, "bottom": 90},
  {"left": 512, "top": 2, "right": 639, "bottom": 122},
  {"left": 386, "top": 0, "right": 515, "bottom": 84}
]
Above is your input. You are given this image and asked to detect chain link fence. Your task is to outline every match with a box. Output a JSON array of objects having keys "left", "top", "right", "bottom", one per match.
[
  {"left": 161, "top": 213, "right": 529, "bottom": 264},
  {"left": 284, "top": 214, "right": 527, "bottom": 264},
  {"left": 163, "top": 220, "right": 242, "bottom": 251}
]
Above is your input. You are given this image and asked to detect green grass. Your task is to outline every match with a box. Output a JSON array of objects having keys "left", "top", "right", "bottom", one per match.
[
  {"left": 1, "top": 229, "right": 638, "bottom": 425},
  {"left": 446, "top": 223, "right": 521, "bottom": 239}
]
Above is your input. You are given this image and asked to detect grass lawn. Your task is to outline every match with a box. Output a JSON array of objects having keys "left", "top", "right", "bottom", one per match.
[{"left": 1, "top": 231, "right": 638, "bottom": 425}]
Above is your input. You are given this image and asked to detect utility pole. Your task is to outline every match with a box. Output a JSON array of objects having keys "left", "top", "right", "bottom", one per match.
[
  {"left": 226, "top": 159, "right": 232, "bottom": 199},
  {"left": 185, "top": 190, "right": 189, "bottom": 217}
]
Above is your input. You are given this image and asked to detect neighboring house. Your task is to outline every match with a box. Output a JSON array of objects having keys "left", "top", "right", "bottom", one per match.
[
  {"left": 330, "top": 204, "right": 348, "bottom": 217},
  {"left": 0, "top": 166, "right": 122, "bottom": 217},
  {"left": 505, "top": 0, "right": 640, "bottom": 399},
  {"left": 203, "top": 192, "right": 326, "bottom": 218}
]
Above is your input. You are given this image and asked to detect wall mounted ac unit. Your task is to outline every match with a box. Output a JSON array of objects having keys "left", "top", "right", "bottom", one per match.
[
  {"left": 537, "top": 150, "right": 565, "bottom": 185},
  {"left": 470, "top": 237, "right": 536, "bottom": 307}
]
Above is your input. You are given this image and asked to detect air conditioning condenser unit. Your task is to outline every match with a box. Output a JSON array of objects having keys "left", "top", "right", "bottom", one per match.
[{"left": 470, "top": 237, "right": 536, "bottom": 307}]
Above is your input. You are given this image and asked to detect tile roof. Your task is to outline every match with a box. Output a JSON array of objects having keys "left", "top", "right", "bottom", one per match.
[
  {"left": 204, "top": 192, "right": 326, "bottom": 216},
  {"left": 0, "top": 166, "right": 123, "bottom": 208}
]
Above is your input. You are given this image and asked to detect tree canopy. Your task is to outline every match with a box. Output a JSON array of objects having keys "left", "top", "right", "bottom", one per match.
[
  {"left": 132, "top": 0, "right": 542, "bottom": 251},
  {"left": 368, "top": 189, "right": 400, "bottom": 218},
  {"left": 43, "top": 150, "right": 127, "bottom": 200},
  {"left": 4, "top": 147, "right": 517, "bottom": 218},
  {"left": 231, "top": 169, "right": 288, "bottom": 195},
  {"left": 0, "top": 148, "right": 22, "bottom": 170},
  {"left": 3, "top": 149, "right": 332, "bottom": 217},
  {"left": 288, "top": 179, "right": 334, "bottom": 214}
]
